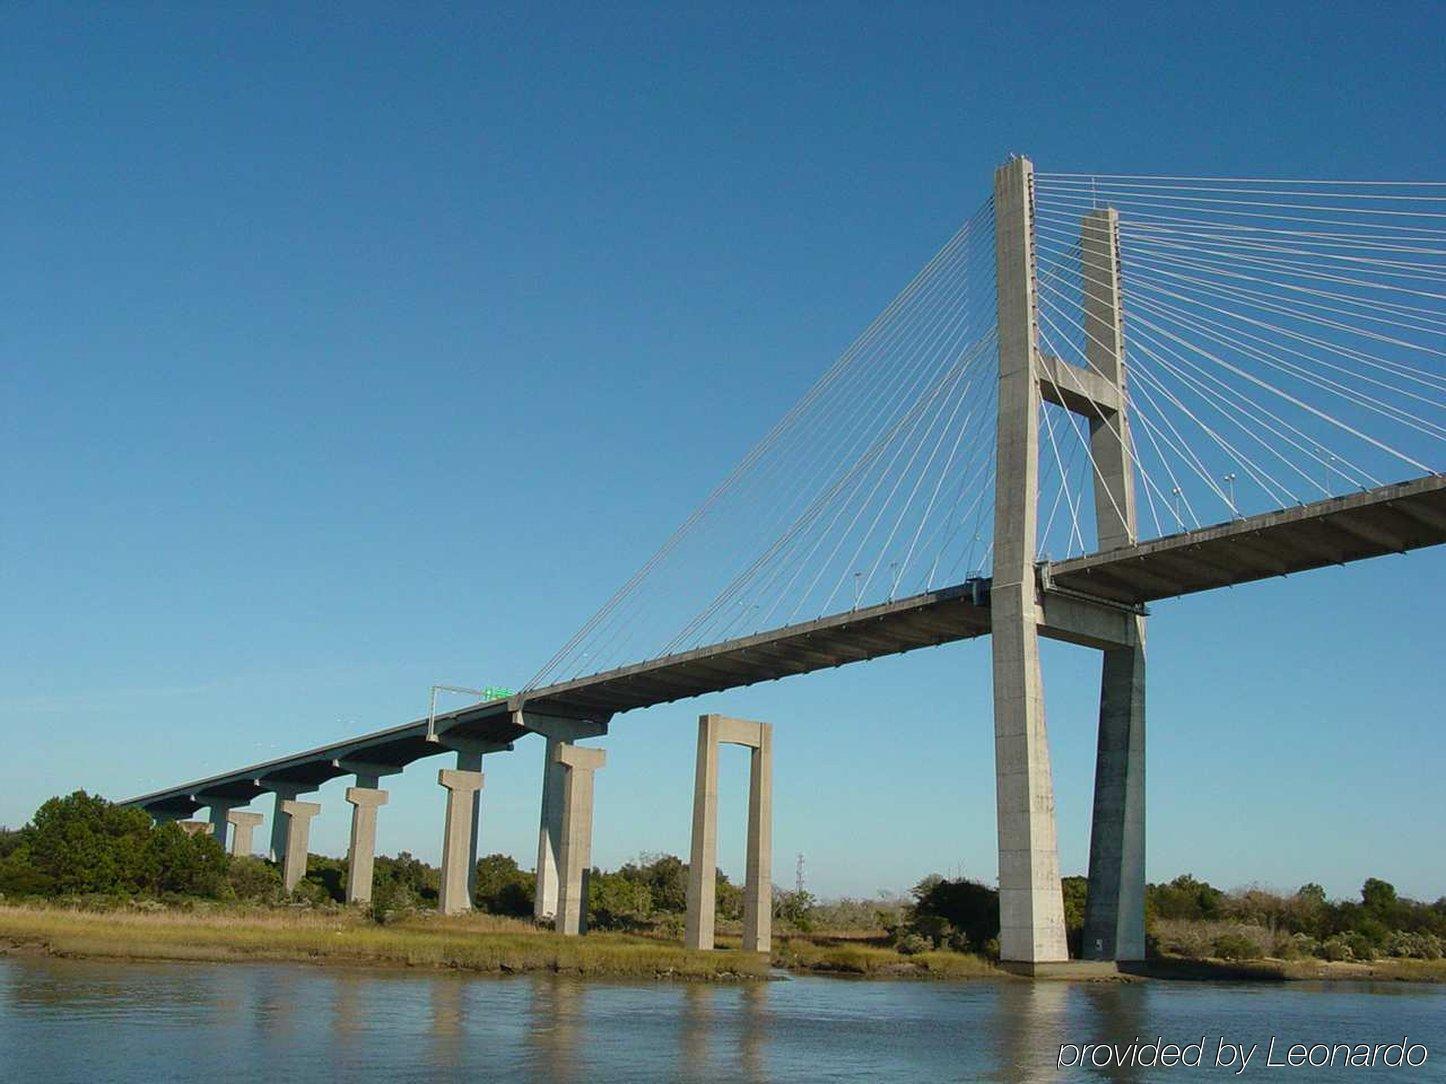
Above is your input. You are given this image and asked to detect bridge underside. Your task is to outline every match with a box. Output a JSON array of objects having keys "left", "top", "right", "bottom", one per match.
[
  {"left": 1049, "top": 475, "right": 1446, "bottom": 606},
  {"left": 124, "top": 474, "right": 1444, "bottom": 815}
]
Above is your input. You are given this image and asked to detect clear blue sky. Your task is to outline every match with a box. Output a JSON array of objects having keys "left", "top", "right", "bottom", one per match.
[{"left": 2, "top": 3, "right": 1442, "bottom": 902}]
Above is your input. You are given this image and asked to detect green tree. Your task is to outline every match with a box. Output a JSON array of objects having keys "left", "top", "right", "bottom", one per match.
[
  {"left": 375, "top": 851, "right": 438, "bottom": 904},
  {"left": 228, "top": 855, "right": 283, "bottom": 902},
  {"left": 473, "top": 853, "right": 534, "bottom": 916},
  {"left": 146, "top": 822, "right": 228, "bottom": 897},
  {"left": 623, "top": 854, "right": 687, "bottom": 913},
  {"left": 24, "top": 791, "right": 154, "bottom": 895},
  {"left": 907, "top": 875, "right": 1000, "bottom": 950},
  {"left": 1362, "top": 878, "right": 1398, "bottom": 913},
  {"left": 715, "top": 872, "right": 744, "bottom": 921},
  {"left": 774, "top": 889, "right": 815, "bottom": 931},
  {"left": 1147, "top": 875, "right": 1224, "bottom": 921},
  {"left": 588, "top": 869, "right": 652, "bottom": 929}
]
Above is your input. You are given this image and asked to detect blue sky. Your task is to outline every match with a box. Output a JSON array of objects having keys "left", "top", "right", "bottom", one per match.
[{"left": 2, "top": 3, "right": 1442, "bottom": 901}]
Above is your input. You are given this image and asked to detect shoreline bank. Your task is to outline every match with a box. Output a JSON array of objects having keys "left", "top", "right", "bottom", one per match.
[{"left": 1, "top": 906, "right": 1442, "bottom": 984}]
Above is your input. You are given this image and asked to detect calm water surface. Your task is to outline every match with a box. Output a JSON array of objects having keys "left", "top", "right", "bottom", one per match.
[{"left": 0, "top": 956, "right": 1442, "bottom": 1081}]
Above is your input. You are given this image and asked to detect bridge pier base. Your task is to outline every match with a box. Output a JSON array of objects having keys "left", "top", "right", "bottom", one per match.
[
  {"left": 438, "top": 762, "right": 484, "bottom": 915},
  {"left": 553, "top": 744, "right": 605, "bottom": 936},
  {"left": 279, "top": 799, "right": 321, "bottom": 892},
  {"left": 225, "top": 809, "right": 264, "bottom": 856},
  {"left": 345, "top": 786, "right": 389, "bottom": 905},
  {"left": 685, "top": 714, "right": 772, "bottom": 953}
]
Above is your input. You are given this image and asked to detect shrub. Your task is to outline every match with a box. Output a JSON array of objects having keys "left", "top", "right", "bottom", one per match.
[
  {"left": 1393, "top": 931, "right": 1443, "bottom": 960},
  {"left": 1342, "top": 931, "right": 1378, "bottom": 962},
  {"left": 1212, "top": 932, "right": 1262, "bottom": 961},
  {"left": 588, "top": 869, "right": 653, "bottom": 930},
  {"left": 374, "top": 852, "right": 438, "bottom": 905},
  {"left": 369, "top": 880, "right": 415, "bottom": 925},
  {"left": 774, "top": 889, "right": 816, "bottom": 932},
  {"left": 473, "top": 854, "right": 534, "bottom": 917},
  {"left": 910, "top": 875, "right": 999, "bottom": 948},
  {"left": 1321, "top": 935, "right": 1354, "bottom": 961},
  {"left": 1277, "top": 932, "right": 1320, "bottom": 960},
  {"left": 228, "top": 856, "right": 283, "bottom": 903},
  {"left": 619, "top": 854, "right": 687, "bottom": 913},
  {"left": 895, "top": 932, "right": 931, "bottom": 956},
  {"left": 287, "top": 878, "right": 334, "bottom": 908}
]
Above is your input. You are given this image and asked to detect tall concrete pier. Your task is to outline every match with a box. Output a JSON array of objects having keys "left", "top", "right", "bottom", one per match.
[
  {"left": 553, "top": 743, "right": 605, "bottom": 936},
  {"left": 1077, "top": 206, "right": 1147, "bottom": 962},
  {"left": 437, "top": 763, "right": 484, "bottom": 915},
  {"left": 684, "top": 714, "right": 773, "bottom": 953},
  {"left": 344, "top": 786, "right": 388, "bottom": 904},
  {"left": 279, "top": 799, "right": 321, "bottom": 892},
  {"left": 525, "top": 714, "right": 608, "bottom": 924}
]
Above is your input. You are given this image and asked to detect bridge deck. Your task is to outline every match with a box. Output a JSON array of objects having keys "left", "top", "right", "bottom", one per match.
[
  {"left": 1049, "top": 474, "right": 1446, "bottom": 605},
  {"left": 124, "top": 474, "right": 1445, "bottom": 814}
]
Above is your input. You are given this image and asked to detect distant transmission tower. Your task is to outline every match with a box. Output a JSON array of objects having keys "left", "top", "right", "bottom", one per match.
[{"left": 795, "top": 853, "right": 806, "bottom": 896}]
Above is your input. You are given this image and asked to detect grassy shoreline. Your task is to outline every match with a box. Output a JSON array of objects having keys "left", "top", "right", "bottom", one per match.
[{"left": 1, "top": 905, "right": 1443, "bottom": 984}]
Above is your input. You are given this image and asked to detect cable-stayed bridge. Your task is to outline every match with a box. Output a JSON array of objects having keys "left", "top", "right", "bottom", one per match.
[{"left": 123, "top": 158, "right": 1446, "bottom": 970}]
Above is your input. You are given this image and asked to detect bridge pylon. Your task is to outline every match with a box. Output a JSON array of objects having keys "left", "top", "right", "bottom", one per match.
[{"left": 991, "top": 156, "right": 1146, "bottom": 967}]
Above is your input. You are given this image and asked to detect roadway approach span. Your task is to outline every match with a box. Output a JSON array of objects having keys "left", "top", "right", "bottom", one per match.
[{"left": 126, "top": 473, "right": 1446, "bottom": 818}]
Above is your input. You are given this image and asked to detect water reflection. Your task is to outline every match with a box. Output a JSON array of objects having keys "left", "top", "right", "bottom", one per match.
[
  {"left": 680, "top": 981, "right": 716, "bottom": 1072},
  {"left": 738, "top": 980, "right": 768, "bottom": 1080},
  {"left": 0, "top": 957, "right": 1442, "bottom": 1083},
  {"left": 332, "top": 972, "right": 362, "bottom": 1038},
  {"left": 527, "top": 974, "right": 583, "bottom": 1081},
  {"left": 430, "top": 974, "right": 467, "bottom": 1069},
  {"left": 992, "top": 980, "right": 1070, "bottom": 1081},
  {"left": 1081, "top": 983, "right": 1149, "bottom": 1083}
]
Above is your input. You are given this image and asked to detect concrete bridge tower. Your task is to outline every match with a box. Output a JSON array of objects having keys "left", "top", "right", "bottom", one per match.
[{"left": 991, "top": 156, "right": 1146, "bottom": 969}]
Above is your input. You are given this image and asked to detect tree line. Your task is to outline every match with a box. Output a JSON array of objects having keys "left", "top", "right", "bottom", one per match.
[{"left": 2, "top": 792, "right": 1442, "bottom": 963}]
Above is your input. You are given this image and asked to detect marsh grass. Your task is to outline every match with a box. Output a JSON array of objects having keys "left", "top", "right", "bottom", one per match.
[
  {"left": 0, "top": 904, "right": 766, "bottom": 979},
  {"left": 771, "top": 936, "right": 998, "bottom": 978}
]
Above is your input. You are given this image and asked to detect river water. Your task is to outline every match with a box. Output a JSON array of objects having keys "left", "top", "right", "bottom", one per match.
[{"left": 0, "top": 956, "right": 1441, "bottom": 1081}]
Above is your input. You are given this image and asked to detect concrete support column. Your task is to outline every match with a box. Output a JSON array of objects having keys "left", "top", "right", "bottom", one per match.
[
  {"left": 685, "top": 717, "right": 721, "bottom": 951},
  {"left": 519, "top": 712, "right": 608, "bottom": 925},
  {"left": 437, "top": 764, "right": 484, "bottom": 915},
  {"left": 554, "top": 744, "right": 605, "bottom": 936},
  {"left": 279, "top": 799, "right": 321, "bottom": 893},
  {"left": 264, "top": 783, "right": 305, "bottom": 862},
  {"left": 991, "top": 155, "right": 1068, "bottom": 967},
  {"left": 226, "top": 810, "right": 264, "bottom": 856},
  {"left": 344, "top": 787, "right": 389, "bottom": 905},
  {"left": 1083, "top": 636, "right": 1147, "bottom": 960},
  {"left": 535, "top": 737, "right": 566, "bottom": 922},
  {"left": 205, "top": 802, "right": 235, "bottom": 851},
  {"left": 685, "top": 714, "right": 774, "bottom": 953},
  {"left": 1078, "top": 204, "right": 1146, "bottom": 963},
  {"left": 742, "top": 727, "right": 773, "bottom": 953}
]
